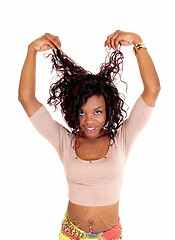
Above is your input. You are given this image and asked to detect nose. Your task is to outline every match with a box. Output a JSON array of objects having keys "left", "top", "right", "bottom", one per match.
[{"left": 84, "top": 114, "right": 95, "bottom": 124}]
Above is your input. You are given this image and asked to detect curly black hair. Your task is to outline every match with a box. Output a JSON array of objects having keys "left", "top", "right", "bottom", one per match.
[{"left": 46, "top": 47, "right": 127, "bottom": 145}]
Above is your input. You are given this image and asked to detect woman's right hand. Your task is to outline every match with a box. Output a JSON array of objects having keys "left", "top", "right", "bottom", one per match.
[{"left": 28, "top": 33, "right": 61, "bottom": 53}]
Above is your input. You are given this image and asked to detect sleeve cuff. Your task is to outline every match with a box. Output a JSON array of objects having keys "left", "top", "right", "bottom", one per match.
[
  {"left": 140, "top": 95, "right": 155, "bottom": 109},
  {"left": 29, "top": 105, "right": 46, "bottom": 121}
]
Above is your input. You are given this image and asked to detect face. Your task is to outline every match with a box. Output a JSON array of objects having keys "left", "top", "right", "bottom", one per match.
[{"left": 79, "top": 94, "right": 107, "bottom": 139}]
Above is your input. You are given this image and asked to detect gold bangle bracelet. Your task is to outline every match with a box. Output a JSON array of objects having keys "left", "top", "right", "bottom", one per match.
[{"left": 133, "top": 42, "right": 147, "bottom": 54}]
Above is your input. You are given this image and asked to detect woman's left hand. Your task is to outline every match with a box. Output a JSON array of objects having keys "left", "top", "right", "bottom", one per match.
[{"left": 104, "top": 30, "right": 142, "bottom": 50}]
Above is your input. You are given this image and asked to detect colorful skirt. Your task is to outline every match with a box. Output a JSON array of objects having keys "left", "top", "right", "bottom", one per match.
[{"left": 59, "top": 209, "right": 122, "bottom": 240}]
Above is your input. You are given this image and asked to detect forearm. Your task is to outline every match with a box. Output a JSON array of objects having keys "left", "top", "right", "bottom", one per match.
[
  {"left": 18, "top": 45, "right": 37, "bottom": 101},
  {"left": 133, "top": 35, "right": 161, "bottom": 94}
]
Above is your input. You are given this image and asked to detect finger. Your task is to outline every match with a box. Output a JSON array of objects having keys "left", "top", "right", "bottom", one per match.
[
  {"left": 104, "top": 39, "right": 109, "bottom": 48},
  {"left": 104, "top": 37, "right": 110, "bottom": 48},
  {"left": 110, "top": 35, "right": 118, "bottom": 50},
  {"left": 112, "top": 30, "right": 123, "bottom": 50},
  {"left": 104, "top": 30, "right": 120, "bottom": 49},
  {"left": 105, "top": 36, "right": 114, "bottom": 49},
  {"left": 104, "top": 33, "right": 114, "bottom": 47},
  {"left": 45, "top": 33, "right": 61, "bottom": 50},
  {"left": 39, "top": 44, "right": 52, "bottom": 52},
  {"left": 43, "top": 37, "right": 57, "bottom": 51},
  {"left": 114, "top": 33, "right": 126, "bottom": 50},
  {"left": 114, "top": 37, "right": 120, "bottom": 50},
  {"left": 50, "top": 36, "right": 61, "bottom": 50}
]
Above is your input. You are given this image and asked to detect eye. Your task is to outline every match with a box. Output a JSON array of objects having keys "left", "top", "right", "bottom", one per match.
[
  {"left": 94, "top": 110, "right": 102, "bottom": 115},
  {"left": 79, "top": 111, "right": 85, "bottom": 116}
]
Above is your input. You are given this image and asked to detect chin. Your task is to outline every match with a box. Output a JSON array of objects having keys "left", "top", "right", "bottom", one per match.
[{"left": 82, "top": 128, "right": 104, "bottom": 139}]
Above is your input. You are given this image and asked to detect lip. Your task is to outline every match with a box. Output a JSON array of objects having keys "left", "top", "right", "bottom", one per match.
[{"left": 84, "top": 127, "right": 97, "bottom": 133}]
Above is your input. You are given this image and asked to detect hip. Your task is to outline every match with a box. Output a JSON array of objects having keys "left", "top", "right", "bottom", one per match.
[{"left": 59, "top": 208, "right": 122, "bottom": 240}]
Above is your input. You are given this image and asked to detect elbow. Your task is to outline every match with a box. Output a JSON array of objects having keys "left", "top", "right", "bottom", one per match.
[
  {"left": 18, "top": 89, "right": 25, "bottom": 102},
  {"left": 152, "top": 75, "right": 161, "bottom": 94},
  {"left": 155, "top": 75, "right": 161, "bottom": 94},
  {"left": 143, "top": 82, "right": 161, "bottom": 104},
  {"left": 18, "top": 90, "right": 36, "bottom": 103},
  {"left": 144, "top": 85, "right": 161, "bottom": 96},
  {"left": 153, "top": 84, "right": 161, "bottom": 97},
  {"left": 18, "top": 94, "right": 27, "bottom": 103},
  {"left": 149, "top": 85, "right": 161, "bottom": 100},
  {"left": 18, "top": 94, "right": 23, "bottom": 102},
  {"left": 155, "top": 81, "right": 161, "bottom": 95},
  {"left": 145, "top": 78, "right": 161, "bottom": 97},
  {"left": 155, "top": 76, "right": 161, "bottom": 92}
]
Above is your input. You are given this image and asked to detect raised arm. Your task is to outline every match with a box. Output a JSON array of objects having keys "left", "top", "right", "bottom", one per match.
[
  {"left": 104, "top": 30, "right": 161, "bottom": 107},
  {"left": 18, "top": 33, "right": 61, "bottom": 117}
]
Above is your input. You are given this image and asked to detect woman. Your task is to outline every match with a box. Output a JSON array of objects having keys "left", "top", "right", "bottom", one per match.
[{"left": 18, "top": 30, "right": 160, "bottom": 240}]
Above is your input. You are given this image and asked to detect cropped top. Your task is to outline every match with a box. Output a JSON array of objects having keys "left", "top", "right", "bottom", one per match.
[{"left": 29, "top": 95, "right": 154, "bottom": 206}]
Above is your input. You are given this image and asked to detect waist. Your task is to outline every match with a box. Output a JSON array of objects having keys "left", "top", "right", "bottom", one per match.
[{"left": 67, "top": 200, "right": 119, "bottom": 233}]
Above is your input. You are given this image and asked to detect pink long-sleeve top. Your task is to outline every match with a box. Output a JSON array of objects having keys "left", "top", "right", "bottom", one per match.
[{"left": 29, "top": 95, "right": 154, "bottom": 206}]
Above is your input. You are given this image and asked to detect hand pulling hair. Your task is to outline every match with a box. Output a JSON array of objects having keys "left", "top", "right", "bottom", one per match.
[{"left": 44, "top": 47, "right": 128, "bottom": 145}]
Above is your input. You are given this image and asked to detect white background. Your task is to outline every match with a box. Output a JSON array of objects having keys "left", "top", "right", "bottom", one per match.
[{"left": 0, "top": 0, "right": 174, "bottom": 239}]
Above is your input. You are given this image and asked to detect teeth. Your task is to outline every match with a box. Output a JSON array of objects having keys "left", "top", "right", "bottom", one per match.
[{"left": 87, "top": 128, "right": 95, "bottom": 130}]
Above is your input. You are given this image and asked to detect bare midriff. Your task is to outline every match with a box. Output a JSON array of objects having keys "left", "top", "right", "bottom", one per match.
[{"left": 67, "top": 200, "right": 119, "bottom": 233}]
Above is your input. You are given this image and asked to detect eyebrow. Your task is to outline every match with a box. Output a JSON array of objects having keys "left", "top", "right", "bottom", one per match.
[
  {"left": 94, "top": 106, "right": 103, "bottom": 110},
  {"left": 80, "top": 106, "right": 103, "bottom": 111}
]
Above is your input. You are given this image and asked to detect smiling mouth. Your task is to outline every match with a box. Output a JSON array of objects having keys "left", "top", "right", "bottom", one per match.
[{"left": 84, "top": 127, "right": 97, "bottom": 133}]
